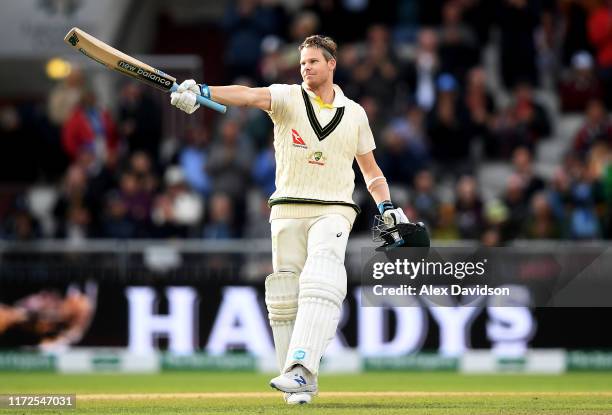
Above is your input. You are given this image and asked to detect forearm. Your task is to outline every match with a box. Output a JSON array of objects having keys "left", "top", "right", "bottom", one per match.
[
  {"left": 209, "top": 85, "right": 251, "bottom": 106},
  {"left": 208, "top": 85, "right": 270, "bottom": 110},
  {"left": 363, "top": 166, "right": 391, "bottom": 205}
]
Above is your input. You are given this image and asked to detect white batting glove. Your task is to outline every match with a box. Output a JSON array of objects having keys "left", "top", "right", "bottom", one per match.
[
  {"left": 377, "top": 200, "right": 409, "bottom": 226},
  {"left": 383, "top": 207, "right": 409, "bottom": 226},
  {"left": 170, "top": 79, "right": 201, "bottom": 114}
]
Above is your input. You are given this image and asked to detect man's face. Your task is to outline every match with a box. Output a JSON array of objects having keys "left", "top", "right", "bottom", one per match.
[{"left": 300, "top": 47, "right": 335, "bottom": 89}]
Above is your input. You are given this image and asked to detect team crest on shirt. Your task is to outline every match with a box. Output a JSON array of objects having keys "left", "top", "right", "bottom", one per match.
[
  {"left": 307, "top": 151, "right": 326, "bottom": 166},
  {"left": 291, "top": 129, "right": 308, "bottom": 149}
]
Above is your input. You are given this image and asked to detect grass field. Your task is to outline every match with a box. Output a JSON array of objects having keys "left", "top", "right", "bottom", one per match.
[{"left": 1, "top": 372, "right": 611, "bottom": 414}]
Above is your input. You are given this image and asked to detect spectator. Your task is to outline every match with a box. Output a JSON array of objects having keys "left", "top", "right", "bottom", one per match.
[
  {"left": 99, "top": 191, "right": 135, "bottom": 239},
  {"left": 203, "top": 193, "right": 236, "bottom": 239},
  {"left": 438, "top": 0, "right": 480, "bottom": 83},
  {"left": 179, "top": 126, "right": 213, "bottom": 197},
  {"left": 47, "top": 69, "right": 85, "bottom": 127},
  {"left": 455, "top": 175, "right": 483, "bottom": 239},
  {"left": 559, "top": 51, "right": 605, "bottom": 113},
  {"left": 378, "top": 123, "right": 427, "bottom": 186},
  {"left": 483, "top": 198, "right": 511, "bottom": 241},
  {"left": 480, "top": 226, "right": 503, "bottom": 246},
  {"left": 152, "top": 166, "right": 204, "bottom": 238},
  {"left": 522, "top": 191, "right": 563, "bottom": 239},
  {"left": 461, "top": 66, "right": 497, "bottom": 157},
  {"left": 85, "top": 148, "right": 121, "bottom": 227},
  {"left": 117, "top": 83, "right": 162, "bottom": 161},
  {"left": 412, "top": 169, "right": 439, "bottom": 228},
  {"left": 502, "top": 173, "right": 529, "bottom": 240},
  {"left": 223, "top": 0, "right": 272, "bottom": 80},
  {"left": 359, "top": 96, "right": 387, "bottom": 140},
  {"left": 0, "top": 105, "right": 39, "bottom": 183},
  {"left": 352, "top": 24, "right": 400, "bottom": 108},
  {"left": 405, "top": 28, "right": 440, "bottom": 111},
  {"left": 559, "top": 0, "right": 595, "bottom": 67},
  {"left": 117, "top": 170, "right": 154, "bottom": 238},
  {"left": 489, "top": 81, "right": 551, "bottom": 157},
  {"left": 44, "top": 69, "right": 85, "bottom": 180},
  {"left": 259, "top": 35, "right": 285, "bottom": 85},
  {"left": 334, "top": 42, "right": 361, "bottom": 99},
  {"left": 208, "top": 119, "right": 253, "bottom": 198},
  {"left": 431, "top": 202, "right": 460, "bottom": 240},
  {"left": 1, "top": 196, "right": 41, "bottom": 241},
  {"left": 512, "top": 146, "right": 546, "bottom": 199},
  {"left": 460, "top": 0, "right": 495, "bottom": 48},
  {"left": 427, "top": 73, "right": 473, "bottom": 175},
  {"left": 567, "top": 157, "right": 603, "bottom": 239},
  {"left": 496, "top": 0, "right": 541, "bottom": 89},
  {"left": 62, "top": 88, "right": 120, "bottom": 166},
  {"left": 379, "top": 103, "right": 429, "bottom": 183},
  {"left": 573, "top": 98, "right": 612, "bottom": 156},
  {"left": 301, "top": 0, "right": 344, "bottom": 41},
  {"left": 207, "top": 119, "right": 253, "bottom": 235},
  {"left": 52, "top": 165, "right": 95, "bottom": 239},
  {"left": 129, "top": 151, "right": 159, "bottom": 196},
  {"left": 252, "top": 139, "right": 276, "bottom": 197},
  {"left": 587, "top": 0, "right": 612, "bottom": 107}
]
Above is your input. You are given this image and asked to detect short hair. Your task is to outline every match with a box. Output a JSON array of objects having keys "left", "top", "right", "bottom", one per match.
[{"left": 299, "top": 35, "right": 337, "bottom": 61}]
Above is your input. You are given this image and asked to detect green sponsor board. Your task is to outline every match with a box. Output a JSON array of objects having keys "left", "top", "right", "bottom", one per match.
[
  {"left": 0, "top": 352, "right": 55, "bottom": 371},
  {"left": 162, "top": 353, "right": 256, "bottom": 371},
  {"left": 364, "top": 353, "right": 458, "bottom": 371},
  {"left": 567, "top": 351, "right": 612, "bottom": 371},
  {"left": 91, "top": 354, "right": 122, "bottom": 371},
  {"left": 496, "top": 357, "right": 527, "bottom": 372}
]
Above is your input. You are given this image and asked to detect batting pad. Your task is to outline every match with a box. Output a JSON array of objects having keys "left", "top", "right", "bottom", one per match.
[
  {"left": 284, "top": 251, "right": 347, "bottom": 375},
  {"left": 265, "top": 272, "right": 299, "bottom": 372}
]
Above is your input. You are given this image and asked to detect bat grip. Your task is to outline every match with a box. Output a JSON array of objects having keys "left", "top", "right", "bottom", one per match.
[{"left": 171, "top": 83, "right": 227, "bottom": 114}]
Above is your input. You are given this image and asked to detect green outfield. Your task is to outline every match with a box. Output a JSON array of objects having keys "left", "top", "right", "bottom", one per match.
[{"left": 1, "top": 372, "right": 611, "bottom": 414}]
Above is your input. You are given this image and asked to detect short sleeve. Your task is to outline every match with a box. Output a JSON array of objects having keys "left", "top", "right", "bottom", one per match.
[
  {"left": 267, "top": 84, "right": 293, "bottom": 124},
  {"left": 356, "top": 106, "right": 376, "bottom": 155}
]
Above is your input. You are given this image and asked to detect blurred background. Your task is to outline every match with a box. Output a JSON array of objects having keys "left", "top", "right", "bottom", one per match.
[{"left": 1, "top": 0, "right": 612, "bottom": 375}]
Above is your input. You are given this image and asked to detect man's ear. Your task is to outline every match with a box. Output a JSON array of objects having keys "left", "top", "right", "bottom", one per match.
[{"left": 328, "top": 58, "right": 336, "bottom": 72}]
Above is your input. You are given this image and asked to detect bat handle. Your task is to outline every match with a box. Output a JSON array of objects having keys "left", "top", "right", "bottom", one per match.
[{"left": 170, "top": 83, "right": 227, "bottom": 114}]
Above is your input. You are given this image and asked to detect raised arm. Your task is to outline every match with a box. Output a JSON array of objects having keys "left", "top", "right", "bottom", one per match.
[
  {"left": 209, "top": 86, "right": 271, "bottom": 111},
  {"left": 170, "top": 80, "right": 271, "bottom": 113}
]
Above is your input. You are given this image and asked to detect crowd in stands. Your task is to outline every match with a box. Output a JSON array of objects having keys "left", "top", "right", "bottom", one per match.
[{"left": 1, "top": 0, "right": 612, "bottom": 244}]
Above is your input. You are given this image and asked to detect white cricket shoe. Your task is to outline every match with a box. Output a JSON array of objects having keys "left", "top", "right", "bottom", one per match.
[
  {"left": 269, "top": 365, "right": 317, "bottom": 393},
  {"left": 283, "top": 392, "right": 314, "bottom": 405}
]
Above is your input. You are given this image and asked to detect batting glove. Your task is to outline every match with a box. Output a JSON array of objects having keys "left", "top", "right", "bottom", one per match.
[
  {"left": 377, "top": 200, "right": 409, "bottom": 226},
  {"left": 170, "top": 79, "right": 201, "bottom": 114}
]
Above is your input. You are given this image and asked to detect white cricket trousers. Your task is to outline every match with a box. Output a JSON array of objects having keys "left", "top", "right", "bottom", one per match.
[
  {"left": 271, "top": 214, "right": 351, "bottom": 275},
  {"left": 269, "top": 213, "right": 351, "bottom": 374}
]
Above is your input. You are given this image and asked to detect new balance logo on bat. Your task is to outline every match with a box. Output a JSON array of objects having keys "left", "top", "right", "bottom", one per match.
[
  {"left": 117, "top": 60, "right": 172, "bottom": 89},
  {"left": 291, "top": 129, "right": 307, "bottom": 148}
]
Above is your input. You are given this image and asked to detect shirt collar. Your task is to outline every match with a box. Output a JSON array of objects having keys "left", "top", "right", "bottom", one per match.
[{"left": 301, "top": 82, "right": 346, "bottom": 108}]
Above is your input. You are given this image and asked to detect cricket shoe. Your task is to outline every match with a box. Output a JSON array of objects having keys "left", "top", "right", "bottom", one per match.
[
  {"left": 269, "top": 365, "right": 317, "bottom": 393},
  {"left": 283, "top": 392, "right": 315, "bottom": 405}
]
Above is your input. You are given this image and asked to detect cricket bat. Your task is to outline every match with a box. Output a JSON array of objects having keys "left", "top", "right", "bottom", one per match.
[{"left": 63, "top": 27, "right": 226, "bottom": 113}]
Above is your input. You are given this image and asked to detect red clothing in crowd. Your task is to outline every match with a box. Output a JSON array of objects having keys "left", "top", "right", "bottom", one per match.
[
  {"left": 588, "top": 6, "right": 612, "bottom": 68},
  {"left": 62, "top": 106, "right": 119, "bottom": 160}
]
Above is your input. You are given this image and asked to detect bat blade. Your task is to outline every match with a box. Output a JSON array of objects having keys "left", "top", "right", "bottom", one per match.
[
  {"left": 64, "top": 27, "right": 176, "bottom": 91},
  {"left": 63, "top": 27, "right": 227, "bottom": 113}
]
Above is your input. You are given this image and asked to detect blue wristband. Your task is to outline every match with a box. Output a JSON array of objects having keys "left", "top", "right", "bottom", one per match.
[
  {"left": 377, "top": 200, "right": 394, "bottom": 215},
  {"left": 199, "top": 83, "right": 211, "bottom": 100}
]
